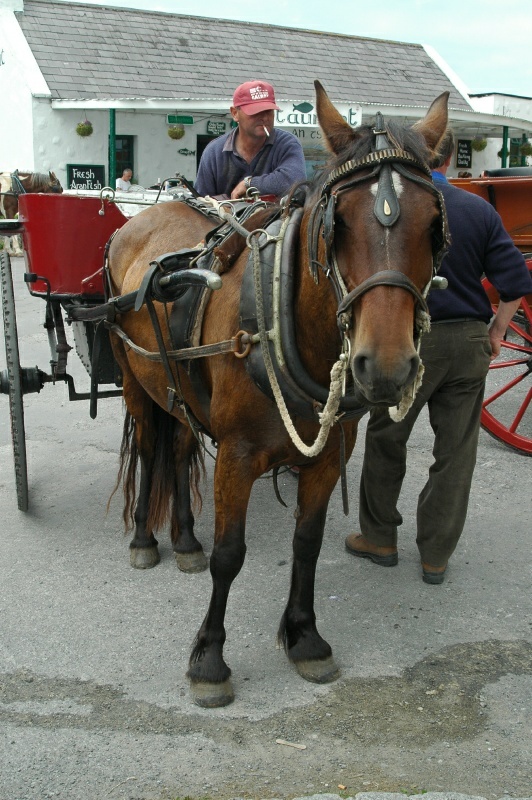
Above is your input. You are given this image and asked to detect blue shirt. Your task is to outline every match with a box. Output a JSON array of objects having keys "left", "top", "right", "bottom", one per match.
[
  {"left": 194, "top": 127, "right": 307, "bottom": 199},
  {"left": 429, "top": 171, "right": 532, "bottom": 322}
]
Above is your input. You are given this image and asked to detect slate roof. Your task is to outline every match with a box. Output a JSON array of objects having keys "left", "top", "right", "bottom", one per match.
[{"left": 16, "top": 0, "right": 472, "bottom": 110}]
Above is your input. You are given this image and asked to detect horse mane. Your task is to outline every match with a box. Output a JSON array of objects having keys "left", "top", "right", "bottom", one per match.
[{"left": 18, "top": 172, "right": 53, "bottom": 191}]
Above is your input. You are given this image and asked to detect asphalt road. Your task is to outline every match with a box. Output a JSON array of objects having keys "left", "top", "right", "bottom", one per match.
[{"left": 1, "top": 256, "right": 531, "bottom": 800}]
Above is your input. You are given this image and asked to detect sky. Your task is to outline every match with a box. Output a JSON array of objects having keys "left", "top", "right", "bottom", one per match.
[{"left": 77, "top": 0, "right": 532, "bottom": 97}]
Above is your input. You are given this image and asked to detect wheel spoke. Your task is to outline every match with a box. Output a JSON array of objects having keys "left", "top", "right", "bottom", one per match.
[
  {"left": 1, "top": 251, "right": 29, "bottom": 510},
  {"left": 481, "top": 272, "right": 532, "bottom": 454}
]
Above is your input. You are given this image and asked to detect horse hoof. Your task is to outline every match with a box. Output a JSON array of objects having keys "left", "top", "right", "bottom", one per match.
[
  {"left": 130, "top": 546, "right": 160, "bottom": 569},
  {"left": 294, "top": 655, "right": 340, "bottom": 684},
  {"left": 175, "top": 550, "right": 208, "bottom": 573},
  {"left": 190, "top": 679, "right": 234, "bottom": 708}
]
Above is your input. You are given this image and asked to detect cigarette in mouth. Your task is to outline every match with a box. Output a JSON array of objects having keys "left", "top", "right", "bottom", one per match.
[{"left": 263, "top": 126, "right": 270, "bottom": 137}]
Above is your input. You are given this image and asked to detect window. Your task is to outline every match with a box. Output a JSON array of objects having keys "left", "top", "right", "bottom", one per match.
[{"left": 114, "top": 135, "right": 134, "bottom": 182}]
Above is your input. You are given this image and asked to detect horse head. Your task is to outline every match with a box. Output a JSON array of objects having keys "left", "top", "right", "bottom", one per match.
[
  {"left": 47, "top": 171, "right": 63, "bottom": 193},
  {"left": 308, "top": 81, "right": 449, "bottom": 407}
]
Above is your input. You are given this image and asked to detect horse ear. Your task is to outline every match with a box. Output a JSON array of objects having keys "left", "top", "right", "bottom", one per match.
[
  {"left": 413, "top": 91, "right": 449, "bottom": 153},
  {"left": 315, "top": 80, "right": 360, "bottom": 155}
]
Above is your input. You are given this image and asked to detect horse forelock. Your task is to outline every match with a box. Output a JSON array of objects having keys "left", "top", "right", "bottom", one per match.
[{"left": 308, "top": 121, "right": 431, "bottom": 202}]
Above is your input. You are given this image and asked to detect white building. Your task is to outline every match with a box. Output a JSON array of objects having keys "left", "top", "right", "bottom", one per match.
[{"left": 1, "top": 0, "right": 532, "bottom": 189}]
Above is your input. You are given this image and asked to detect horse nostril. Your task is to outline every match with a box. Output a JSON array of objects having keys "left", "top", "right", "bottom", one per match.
[{"left": 353, "top": 353, "right": 370, "bottom": 383}]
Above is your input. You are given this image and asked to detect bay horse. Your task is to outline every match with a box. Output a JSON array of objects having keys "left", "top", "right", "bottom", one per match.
[
  {"left": 0, "top": 170, "right": 63, "bottom": 219},
  {"left": 107, "top": 82, "right": 449, "bottom": 707}
]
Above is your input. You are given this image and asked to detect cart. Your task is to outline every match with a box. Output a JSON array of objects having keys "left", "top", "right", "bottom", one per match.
[
  {"left": 0, "top": 186, "right": 186, "bottom": 510},
  {"left": 451, "top": 172, "right": 532, "bottom": 455}
]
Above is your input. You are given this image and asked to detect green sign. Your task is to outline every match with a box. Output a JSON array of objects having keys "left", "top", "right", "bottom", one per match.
[
  {"left": 207, "top": 120, "right": 226, "bottom": 136},
  {"left": 167, "top": 115, "right": 194, "bottom": 125}
]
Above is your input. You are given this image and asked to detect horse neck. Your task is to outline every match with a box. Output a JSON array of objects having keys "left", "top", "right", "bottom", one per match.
[{"left": 294, "top": 211, "right": 342, "bottom": 379}]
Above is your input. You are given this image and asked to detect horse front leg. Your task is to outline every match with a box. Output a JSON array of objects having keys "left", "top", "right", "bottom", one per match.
[
  {"left": 279, "top": 459, "right": 342, "bottom": 683},
  {"left": 187, "top": 446, "right": 254, "bottom": 707}
]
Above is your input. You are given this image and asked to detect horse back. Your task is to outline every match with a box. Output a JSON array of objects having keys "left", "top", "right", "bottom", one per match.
[{"left": 109, "top": 201, "right": 218, "bottom": 295}]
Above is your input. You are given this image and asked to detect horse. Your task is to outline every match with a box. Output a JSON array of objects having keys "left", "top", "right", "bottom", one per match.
[
  {"left": 106, "top": 82, "right": 449, "bottom": 707},
  {"left": 0, "top": 170, "right": 63, "bottom": 255},
  {"left": 0, "top": 170, "right": 63, "bottom": 219}
]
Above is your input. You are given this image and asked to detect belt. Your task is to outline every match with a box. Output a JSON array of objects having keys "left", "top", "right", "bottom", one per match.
[{"left": 431, "top": 317, "right": 485, "bottom": 325}]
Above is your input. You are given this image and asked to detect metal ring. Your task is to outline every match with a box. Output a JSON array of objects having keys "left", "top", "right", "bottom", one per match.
[
  {"left": 233, "top": 330, "right": 252, "bottom": 359},
  {"left": 245, "top": 228, "right": 277, "bottom": 249}
]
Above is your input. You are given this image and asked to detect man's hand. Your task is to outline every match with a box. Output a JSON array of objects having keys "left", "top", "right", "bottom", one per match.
[
  {"left": 230, "top": 180, "right": 248, "bottom": 200},
  {"left": 488, "top": 297, "right": 522, "bottom": 359}
]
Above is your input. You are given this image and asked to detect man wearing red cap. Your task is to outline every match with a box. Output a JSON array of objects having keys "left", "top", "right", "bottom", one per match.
[{"left": 195, "top": 80, "right": 306, "bottom": 200}]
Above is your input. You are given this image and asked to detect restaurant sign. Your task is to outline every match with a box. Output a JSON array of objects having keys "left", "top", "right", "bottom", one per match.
[
  {"left": 456, "top": 140, "right": 472, "bottom": 169},
  {"left": 275, "top": 102, "right": 362, "bottom": 128},
  {"left": 67, "top": 164, "right": 105, "bottom": 190},
  {"left": 207, "top": 120, "right": 226, "bottom": 136}
]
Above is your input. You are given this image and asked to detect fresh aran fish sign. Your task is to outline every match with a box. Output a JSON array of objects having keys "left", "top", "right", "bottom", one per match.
[{"left": 275, "top": 101, "right": 362, "bottom": 128}]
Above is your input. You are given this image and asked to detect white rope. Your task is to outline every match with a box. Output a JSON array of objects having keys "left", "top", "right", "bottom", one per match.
[
  {"left": 388, "top": 308, "right": 431, "bottom": 422},
  {"left": 249, "top": 233, "right": 347, "bottom": 457}
]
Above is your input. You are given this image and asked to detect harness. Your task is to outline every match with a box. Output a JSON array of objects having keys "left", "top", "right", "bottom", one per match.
[
  {"left": 306, "top": 115, "right": 449, "bottom": 342},
  {"left": 71, "top": 124, "right": 449, "bottom": 498}
]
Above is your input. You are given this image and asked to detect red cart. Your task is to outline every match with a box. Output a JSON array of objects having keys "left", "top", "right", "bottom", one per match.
[
  {"left": 0, "top": 190, "right": 144, "bottom": 510},
  {"left": 451, "top": 172, "right": 532, "bottom": 455}
]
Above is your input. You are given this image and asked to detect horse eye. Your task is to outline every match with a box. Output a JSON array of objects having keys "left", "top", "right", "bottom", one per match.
[{"left": 334, "top": 214, "right": 347, "bottom": 229}]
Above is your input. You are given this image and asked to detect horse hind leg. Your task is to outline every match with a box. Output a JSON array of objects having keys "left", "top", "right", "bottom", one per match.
[
  {"left": 118, "top": 408, "right": 161, "bottom": 570},
  {"left": 168, "top": 421, "right": 208, "bottom": 573}
]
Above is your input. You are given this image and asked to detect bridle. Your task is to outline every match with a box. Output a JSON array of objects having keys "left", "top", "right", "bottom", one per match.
[{"left": 306, "top": 114, "right": 450, "bottom": 340}]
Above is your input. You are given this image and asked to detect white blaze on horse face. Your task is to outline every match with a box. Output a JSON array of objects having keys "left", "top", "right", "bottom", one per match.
[
  {"left": 370, "top": 171, "right": 404, "bottom": 199},
  {"left": 370, "top": 172, "right": 404, "bottom": 266}
]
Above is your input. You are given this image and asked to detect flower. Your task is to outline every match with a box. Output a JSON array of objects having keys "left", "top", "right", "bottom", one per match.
[
  {"left": 471, "top": 136, "right": 487, "bottom": 152},
  {"left": 76, "top": 120, "right": 93, "bottom": 137},
  {"left": 168, "top": 125, "right": 185, "bottom": 140}
]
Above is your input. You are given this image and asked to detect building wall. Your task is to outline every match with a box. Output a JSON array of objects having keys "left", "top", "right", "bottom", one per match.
[
  {"left": 29, "top": 105, "right": 332, "bottom": 189},
  {"left": 31, "top": 102, "right": 205, "bottom": 189},
  {"left": 0, "top": 7, "right": 42, "bottom": 170},
  {"left": 470, "top": 93, "right": 532, "bottom": 123}
]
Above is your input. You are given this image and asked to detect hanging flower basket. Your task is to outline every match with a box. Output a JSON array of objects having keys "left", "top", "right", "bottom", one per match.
[
  {"left": 76, "top": 120, "right": 93, "bottom": 137},
  {"left": 168, "top": 125, "right": 185, "bottom": 140},
  {"left": 519, "top": 142, "right": 532, "bottom": 157},
  {"left": 471, "top": 136, "right": 487, "bottom": 152}
]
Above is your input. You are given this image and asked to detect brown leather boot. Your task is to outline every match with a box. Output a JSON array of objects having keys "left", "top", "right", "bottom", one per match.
[
  {"left": 345, "top": 533, "right": 398, "bottom": 566},
  {"left": 421, "top": 561, "right": 448, "bottom": 584}
]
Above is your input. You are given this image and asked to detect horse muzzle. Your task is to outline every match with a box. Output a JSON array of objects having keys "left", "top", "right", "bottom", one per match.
[{"left": 351, "top": 348, "right": 420, "bottom": 406}]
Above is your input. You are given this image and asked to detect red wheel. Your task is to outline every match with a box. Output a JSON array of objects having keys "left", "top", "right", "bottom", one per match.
[{"left": 481, "top": 269, "right": 532, "bottom": 455}]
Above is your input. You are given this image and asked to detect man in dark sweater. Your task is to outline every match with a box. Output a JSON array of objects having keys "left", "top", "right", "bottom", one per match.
[
  {"left": 345, "top": 129, "right": 532, "bottom": 584},
  {"left": 194, "top": 80, "right": 306, "bottom": 200}
]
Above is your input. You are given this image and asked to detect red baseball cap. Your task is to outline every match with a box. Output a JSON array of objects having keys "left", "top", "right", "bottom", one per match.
[{"left": 232, "top": 80, "right": 280, "bottom": 115}]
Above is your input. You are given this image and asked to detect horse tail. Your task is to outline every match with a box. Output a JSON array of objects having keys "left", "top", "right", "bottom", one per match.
[
  {"left": 108, "top": 409, "right": 139, "bottom": 531},
  {"left": 109, "top": 403, "right": 204, "bottom": 532}
]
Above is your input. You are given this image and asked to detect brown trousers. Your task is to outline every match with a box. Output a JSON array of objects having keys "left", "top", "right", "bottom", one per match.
[{"left": 358, "top": 320, "right": 492, "bottom": 566}]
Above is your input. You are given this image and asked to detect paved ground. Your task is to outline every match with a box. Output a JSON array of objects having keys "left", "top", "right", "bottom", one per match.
[{"left": 0, "top": 256, "right": 531, "bottom": 800}]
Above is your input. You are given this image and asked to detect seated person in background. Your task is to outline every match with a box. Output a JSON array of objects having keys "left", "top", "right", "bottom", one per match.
[
  {"left": 194, "top": 80, "right": 307, "bottom": 200},
  {"left": 116, "top": 167, "right": 133, "bottom": 192}
]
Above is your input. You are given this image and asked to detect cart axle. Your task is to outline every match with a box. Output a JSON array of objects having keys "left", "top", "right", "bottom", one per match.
[{"left": 0, "top": 366, "right": 45, "bottom": 396}]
